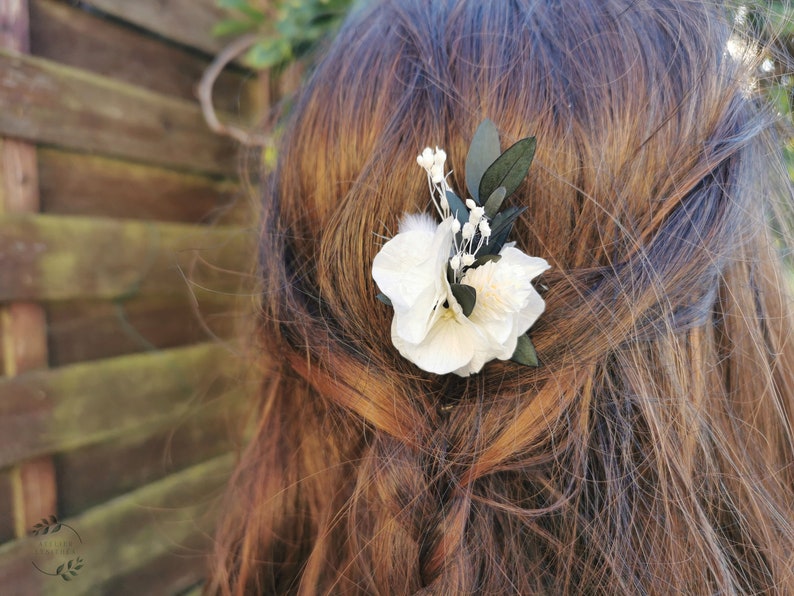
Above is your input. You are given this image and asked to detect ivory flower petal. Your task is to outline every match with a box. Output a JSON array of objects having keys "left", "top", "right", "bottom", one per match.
[
  {"left": 462, "top": 246, "right": 550, "bottom": 360},
  {"left": 372, "top": 215, "right": 453, "bottom": 344}
]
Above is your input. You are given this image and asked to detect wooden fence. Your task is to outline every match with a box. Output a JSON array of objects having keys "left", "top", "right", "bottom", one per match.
[{"left": 0, "top": 1, "right": 269, "bottom": 593}]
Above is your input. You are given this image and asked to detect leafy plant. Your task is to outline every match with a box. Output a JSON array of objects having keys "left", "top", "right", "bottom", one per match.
[{"left": 213, "top": 0, "right": 355, "bottom": 70}]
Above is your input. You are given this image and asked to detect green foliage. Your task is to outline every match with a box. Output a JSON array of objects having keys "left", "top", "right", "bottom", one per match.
[
  {"left": 213, "top": 0, "right": 355, "bottom": 70},
  {"left": 511, "top": 333, "right": 539, "bottom": 367}
]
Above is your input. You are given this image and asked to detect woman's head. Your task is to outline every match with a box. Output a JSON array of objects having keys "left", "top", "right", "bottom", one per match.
[{"left": 211, "top": 0, "right": 794, "bottom": 593}]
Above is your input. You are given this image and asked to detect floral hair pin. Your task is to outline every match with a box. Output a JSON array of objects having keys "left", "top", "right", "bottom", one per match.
[{"left": 372, "top": 120, "right": 550, "bottom": 376}]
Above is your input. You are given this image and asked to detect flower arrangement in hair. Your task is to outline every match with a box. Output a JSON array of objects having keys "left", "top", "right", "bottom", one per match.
[{"left": 372, "top": 120, "right": 550, "bottom": 376}]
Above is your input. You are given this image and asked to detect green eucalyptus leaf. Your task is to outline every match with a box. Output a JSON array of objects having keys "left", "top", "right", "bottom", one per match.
[
  {"left": 511, "top": 334, "right": 539, "bottom": 367},
  {"left": 483, "top": 186, "right": 507, "bottom": 219},
  {"left": 479, "top": 136, "right": 536, "bottom": 202},
  {"left": 478, "top": 206, "right": 526, "bottom": 256},
  {"left": 450, "top": 284, "right": 477, "bottom": 317},
  {"left": 470, "top": 253, "right": 502, "bottom": 269},
  {"left": 376, "top": 293, "right": 392, "bottom": 306},
  {"left": 445, "top": 191, "right": 470, "bottom": 228},
  {"left": 466, "top": 119, "right": 501, "bottom": 203},
  {"left": 56, "top": 564, "right": 64, "bottom": 575}
]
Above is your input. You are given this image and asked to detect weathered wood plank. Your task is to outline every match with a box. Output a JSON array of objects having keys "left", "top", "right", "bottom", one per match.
[
  {"left": 81, "top": 0, "right": 228, "bottom": 56},
  {"left": 46, "top": 294, "right": 241, "bottom": 366},
  {"left": 0, "top": 0, "right": 58, "bottom": 545},
  {"left": 0, "top": 0, "right": 30, "bottom": 53},
  {"left": 0, "top": 468, "right": 14, "bottom": 544},
  {"left": 56, "top": 402, "right": 243, "bottom": 517},
  {"left": 0, "top": 342, "right": 242, "bottom": 468},
  {"left": 0, "top": 49, "right": 237, "bottom": 175},
  {"left": 38, "top": 148, "right": 249, "bottom": 224},
  {"left": 30, "top": 0, "right": 255, "bottom": 116},
  {"left": 0, "top": 454, "right": 234, "bottom": 595},
  {"left": 0, "top": 214, "right": 257, "bottom": 301},
  {"left": 94, "top": 532, "right": 210, "bottom": 595}
]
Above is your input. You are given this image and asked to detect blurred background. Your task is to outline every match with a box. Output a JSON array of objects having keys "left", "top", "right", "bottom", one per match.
[{"left": 0, "top": 1, "right": 789, "bottom": 594}]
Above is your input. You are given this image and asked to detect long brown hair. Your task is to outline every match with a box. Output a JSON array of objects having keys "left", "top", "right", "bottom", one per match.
[{"left": 209, "top": 0, "right": 794, "bottom": 593}]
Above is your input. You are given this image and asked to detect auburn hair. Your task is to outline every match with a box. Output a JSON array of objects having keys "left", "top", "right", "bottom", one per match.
[{"left": 209, "top": 0, "right": 794, "bottom": 593}]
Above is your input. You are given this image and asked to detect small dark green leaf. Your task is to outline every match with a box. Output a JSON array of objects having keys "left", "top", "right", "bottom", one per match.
[
  {"left": 450, "top": 284, "right": 477, "bottom": 317},
  {"left": 479, "top": 136, "right": 536, "bottom": 202},
  {"left": 466, "top": 119, "right": 501, "bottom": 203},
  {"left": 49, "top": 515, "right": 57, "bottom": 523},
  {"left": 478, "top": 206, "right": 526, "bottom": 256},
  {"left": 483, "top": 186, "right": 507, "bottom": 219},
  {"left": 70, "top": 570, "right": 77, "bottom": 576},
  {"left": 74, "top": 564, "right": 84, "bottom": 570},
  {"left": 56, "top": 564, "right": 64, "bottom": 575},
  {"left": 244, "top": 39, "right": 291, "bottom": 69},
  {"left": 445, "top": 191, "right": 469, "bottom": 228},
  {"left": 68, "top": 560, "right": 73, "bottom": 569},
  {"left": 511, "top": 334, "right": 539, "bottom": 367},
  {"left": 470, "top": 254, "right": 502, "bottom": 269},
  {"left": 376, "top": 293, "right": 392, "bottom": 306},
  {"left": 42, "top": 526, "right": 49, "bottom": 535},
  {"left": 211, "top": 18, "right": 254, "bottom": 38},
  {"left": 62, "top": 574, "right": 71, "bottom": 582},
  {"left": 51, "top": 524, "right": 61, "bottom": 533},
  {"left": 40, "top": 518, "right": 48, "bottom": 525}
]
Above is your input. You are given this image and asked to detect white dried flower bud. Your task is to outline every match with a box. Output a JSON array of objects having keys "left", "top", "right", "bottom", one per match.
[
  {"left": 465, "top": 199, "right": 477, "bottom": 210},
  {"left": 469, "top": 206, "right": 484, "bottom": 226},
  {"left": 434, "top": 148, "right": 447, "bottom": 166},
  {"left": 451, "top": 219, "right": 461, "bottom": 233},
  {"left": 417, "top": 147, "right": 434, "bottom": 169},
  {"left": 450, "top": 254, "right": 462, "bottom": 270},
  {"left": 479, "top": 220, "right": 491, "bottom": 237},
  {"left": 461, "top": 253, "right": 475, "bottom": 266},
  {"left": 462, "top": 222, "right": 475, "bottom": 240}
]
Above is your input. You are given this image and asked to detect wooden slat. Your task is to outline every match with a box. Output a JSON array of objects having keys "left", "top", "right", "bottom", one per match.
[
  {"left": 0, "top": 343, "right": 241, "bottom": 468},
  {"left": 81, "top": 0, "right": 228, "bottom": 56},
  {"left": 30, "top": 0, "right": 255, "bottom": 116},
  {"left": 0, "top": 0, "right": 58, "bottom": 547},
  {"left": 46, "top": 295, "right": 240, "bottom": 366},
  {"left": 0, "top": 468, "right": 14, "bottom": 544},
  {"left": 0, "top": 454, "right": 234, "bottom": 595},
  {"left": 0, "top": 214, "right": 257, "bottom": 301},
  {"left": 38, "top": 148, "right": 248, "bottom": 224},
  {"left": 0, "top": 49, "right": 237, "bottom": 175},
  {"left": 56, "top": 403, "right": 243, "bottom": 517},
  {"left": 95, "top": 532, "right": 210, "bottom": 595}
]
